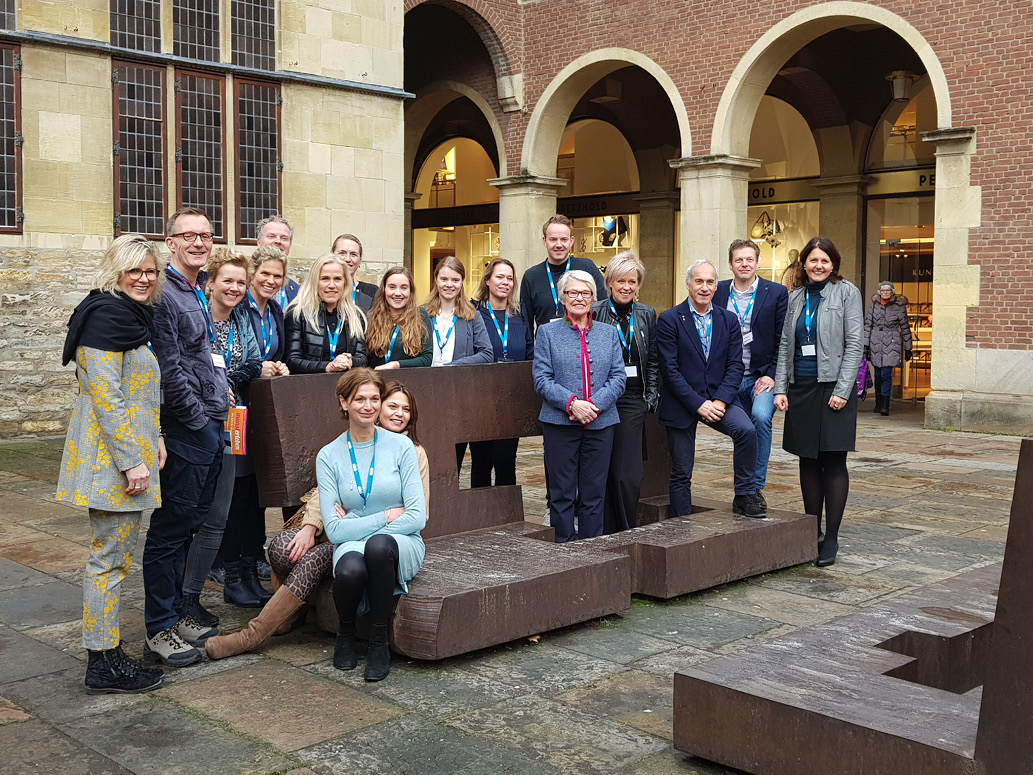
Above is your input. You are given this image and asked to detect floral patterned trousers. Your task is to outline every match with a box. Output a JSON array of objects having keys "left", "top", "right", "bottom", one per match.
[{"left": 83, "top": 508, "right": 142, "bottom": 650}]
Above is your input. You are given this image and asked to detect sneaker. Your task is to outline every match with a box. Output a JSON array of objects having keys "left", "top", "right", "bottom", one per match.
[
  {"left": 176, "top": 614, "right": 219, "bottom": 647},
  {"left": 732, "top": 493, "right": 767, "bottom": 519},
  {"left": 256, "top": 557, "right": 272, "bottom": 581},
  {"left": 144, "top": 627, "right": 202, "bottom": 667},
  {"left": 207, "top": 565, "right": 226, "bottom": 585},
  {"left": 85, "top": 644, "right": 164, "bottom": 694},
  {"left": 757, "top": 491, "right": 768, "bottom": 511}
]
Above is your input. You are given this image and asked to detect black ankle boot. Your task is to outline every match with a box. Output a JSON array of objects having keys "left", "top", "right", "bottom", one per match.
[
  {"left": 223, "top": 560, "right": 262, "bottom": 608},
  {"left": 333, "top": 620, "right": 357, "bottom": 671},
  {"left": 817, "top": 537, "right": 839, "bottom": 567},
  {"left": 85, "top": 644, "right": 164, "bottom": 694},
  {"left": 881, "top": 397, "right": 890, "bottom": 416},
  {"left": 241, "top": 557, "right": 272, "bottom": 605},
  {"left": 873, "top": 395, "right": 882, "bottom": 413},
  {"left": 364, "top": 623, "right": 391, "bottom": 682},
  {"left": 183, "top": 591, "right": 220, "bottom": 628}
]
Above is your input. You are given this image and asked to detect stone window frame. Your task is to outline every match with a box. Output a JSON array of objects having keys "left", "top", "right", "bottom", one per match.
[
  {"left": 234, "top": 77, "right": 281, "bottom": 244},
  {"left": 231, "top": 0, "right": 275, "bottom": 71},
  {"left": 112, "top": 60, "right": 167, "bottom": 238},
  {"left": 0, "top": 43, "right": 22, "bottom": 234},
  {"left": 110, "top": 0, "right": 161, "bottom": 53},
  {"left": 175, "top": 69, "right": 227, "bottom": 241}
]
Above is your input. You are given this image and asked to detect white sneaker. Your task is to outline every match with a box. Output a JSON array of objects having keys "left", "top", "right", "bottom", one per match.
[
  {"left": 176, "top": 615, "right": 219, "bottom": 647},
  {"left": 144, "top": 627, "right": 201, "bottom": 667}
]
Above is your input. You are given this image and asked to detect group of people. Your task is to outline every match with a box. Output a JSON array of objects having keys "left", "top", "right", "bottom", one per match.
[{"left": 57, "top": 203, "right": 882, "bottom": 697}]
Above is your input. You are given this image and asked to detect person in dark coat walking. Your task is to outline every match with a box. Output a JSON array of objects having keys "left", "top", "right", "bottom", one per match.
[{"left": 863, "top": 281, "right": 912, "bottom": 416}]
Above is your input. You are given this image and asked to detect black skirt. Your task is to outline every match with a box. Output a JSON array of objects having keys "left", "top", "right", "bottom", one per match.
[{"left": 782, "top": 378, "right": 857, "bottom": 459}]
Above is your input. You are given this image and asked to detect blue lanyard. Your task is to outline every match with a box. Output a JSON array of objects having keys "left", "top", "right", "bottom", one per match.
[
  {"left": 433, "top": 314, "right": 456, "bottom": 353},
  {"left": 730, "top": 285, "right": 758, "bottom": 331},
  {"left": 352, "top": 283, "right": 358, "bottom": 303},
  {"left": 804, "top": 290, "right": 819, "bottom": 342},
  {"left": 221, "top": 322, "right": 235, "bottom": 368},
  {"left": 345, "top": 429, "right": 377, "bottom": 508},
  {"left": 693, "top": 310, "right": 712, "bottom": 353},
  {"left": 608, "top": 299, "right": 634, "bottom": 360},
  {"left": 246, "top": 291, "right": 273, "bottom": 358},
  {"left": 385, "top": 326, "right": 400, "bottom": 362},
  {"left": 167, "top": 264, "right": 214, "bottom": 343},
  {"left": 486, "top": 305, "right": 509, "bottom": 360},
  {"left": 327, "top": 313, "right": 344, "bottom": 357},
  {"left": 547, "top": 258, "right": 571, "bottom": 315},
  {"left": 276, "top": 287, "right": 289, "bottom": 309}
]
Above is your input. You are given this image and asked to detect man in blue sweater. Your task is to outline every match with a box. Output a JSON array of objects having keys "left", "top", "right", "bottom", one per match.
[{"left": 520, "top": 214, "right": 606, "bottom": 339}]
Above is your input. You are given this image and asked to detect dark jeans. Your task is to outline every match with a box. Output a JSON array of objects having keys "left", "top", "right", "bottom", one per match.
[
  {"left": 543, "top": 422, "right": 614, "bottom": 543},
  {"left": 469, "top": 438, "right": 519, "bottom": 488},
  {"left": 874, "top": 365, "right": 895, "bottom": 399},
  {"left": 604, "top": 395, "right": 647, "bottom": 533},
  {"left": 143, "top": 416, "right": 224, "bottom": 635},
  {"left": 665, "top": 403, "right": 758, "bottom": 518}
]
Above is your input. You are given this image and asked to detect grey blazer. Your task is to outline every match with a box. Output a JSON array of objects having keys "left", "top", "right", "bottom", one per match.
[
  {"left": 774, "top": 280, "right": 864, "bottom": 400},
  {"left": 431, "top": 313, "right": 494, "bottom": 365}
]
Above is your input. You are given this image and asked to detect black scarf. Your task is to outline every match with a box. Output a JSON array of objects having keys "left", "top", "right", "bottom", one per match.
[{"left": 62, "top": 289, "right": 155, "bottom": 365}]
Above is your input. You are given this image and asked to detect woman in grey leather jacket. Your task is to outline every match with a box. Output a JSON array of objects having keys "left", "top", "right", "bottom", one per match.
[
  {"left": 591, "top": 251, "right": 659, "bottom": 533},
  {"left": 774, "top": 237, "right": 863, "bottom": 567}
]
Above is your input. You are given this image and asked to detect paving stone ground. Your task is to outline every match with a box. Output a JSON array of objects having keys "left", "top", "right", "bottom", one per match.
[{"left": 0, "top": 401, "right": 1016, "bottom": 775}]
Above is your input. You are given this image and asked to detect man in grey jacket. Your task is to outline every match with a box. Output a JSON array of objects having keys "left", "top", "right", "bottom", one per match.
[{"left": 142, "top": 207, "right": 229, "bottom": 667}]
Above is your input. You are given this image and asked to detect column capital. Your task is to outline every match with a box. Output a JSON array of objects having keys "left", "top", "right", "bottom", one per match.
[
  {"left": 669, "top": 155, "right": 761, "bottom": 175},
  {"left": 631, "top": 191, "right": 680, "bottom": 208},
  {"left": 809, "top": 174, "right": 873, "bottom": 195},
  {"left": 922, "top": 127, "right": 977, "bottom": 155},
  {"left": 404, "top": 191, "right": 422, "bottom": 203},
  {"left": 488, "top": 175, "right": 567, "bottom": 194}
]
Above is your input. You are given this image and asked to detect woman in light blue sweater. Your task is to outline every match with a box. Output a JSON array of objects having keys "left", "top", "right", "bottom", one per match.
[{"left": 316, "top": 368, "right": 426, "bottom": 681}]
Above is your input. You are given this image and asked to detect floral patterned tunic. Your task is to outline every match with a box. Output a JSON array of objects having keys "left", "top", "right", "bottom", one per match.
[{"left": 56, "top": 344, "right": 162, "bottom": 511}]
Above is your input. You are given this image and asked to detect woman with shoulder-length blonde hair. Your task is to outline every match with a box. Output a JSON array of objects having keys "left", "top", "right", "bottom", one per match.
[
  {"left": 57, "top": 233, "right": 167, "bottom": 694},
  {"left": 423, "top": 256, "right": 492, "bottom": 367},
  {"left": 284, "top": 254, "right": 367, "bottom": 374},
  {"left": 365, "top": 266, "right": 432, "bottom": 370},
  {"left": 469, "top": 258, "right": 534, "bottom": 487}
]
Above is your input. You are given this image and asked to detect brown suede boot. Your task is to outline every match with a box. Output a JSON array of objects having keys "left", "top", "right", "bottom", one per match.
[{"left": 205, "top": 587, "right": 305, "bottom": 660}]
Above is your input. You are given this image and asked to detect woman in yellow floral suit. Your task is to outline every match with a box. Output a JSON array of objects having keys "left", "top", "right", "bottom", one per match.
[{"left": 57, "top": 234, "right": 168, "bottom": 694}]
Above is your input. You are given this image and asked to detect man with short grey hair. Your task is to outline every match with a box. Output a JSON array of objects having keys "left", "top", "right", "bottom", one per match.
[
  {"left": 256, "top": 215, "right": 299, "bottom": 307},
  {"left": 656, "top": 259, "right": 765, "bottom": 519}
]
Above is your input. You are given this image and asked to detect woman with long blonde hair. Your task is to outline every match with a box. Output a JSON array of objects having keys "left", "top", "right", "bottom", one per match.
[
  {"left": 365, "top": 266, "right": 432, "bottom": 369},
  {"left": 284, "top": 254, "right": 367, "bottom": 374}
]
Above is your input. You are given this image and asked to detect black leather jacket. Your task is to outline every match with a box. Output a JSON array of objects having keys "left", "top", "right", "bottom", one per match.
[
  {"left": 284, "top": 307, "right": 367, "bottom": 374},
  {"left": 590, "top": 297, "right": 660, "bottom": 409}
]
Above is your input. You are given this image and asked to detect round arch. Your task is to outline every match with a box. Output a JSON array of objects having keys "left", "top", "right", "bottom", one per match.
[
  {"left": 405, "top": 80, "right": 508, "bottom": 189},
  {"left": 521, "top": 48, "right": 692, "bottom": 176},
  {"left": 712, "top": 1, "right": 953, "bottom": 157}
]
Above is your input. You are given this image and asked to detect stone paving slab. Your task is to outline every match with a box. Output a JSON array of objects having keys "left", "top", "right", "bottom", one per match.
[
  {"left": 0, "top": 718, "right": 130, "bottom": 775},
  {"left": 0, "top": 624, "right": 81, "bottom": 684},
  {"left": 0, "top": 575, "right": 82, "bottom": 630}
]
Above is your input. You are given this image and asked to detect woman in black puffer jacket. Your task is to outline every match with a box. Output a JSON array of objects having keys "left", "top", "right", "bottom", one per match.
[
  {"left": 863, "top": 281, "right": 912, "bottom": 416},
  {"left": 284, "top": 255, "right": 367, "bottom": 374}
]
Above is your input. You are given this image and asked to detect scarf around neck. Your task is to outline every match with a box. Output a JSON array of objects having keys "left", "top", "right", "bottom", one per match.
[{"left": 62, "top": 289, "right": 154, "bottom": 365}]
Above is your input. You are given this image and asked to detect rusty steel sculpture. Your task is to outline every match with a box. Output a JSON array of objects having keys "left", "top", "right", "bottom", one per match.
[
  {"left": 248, "top": 363, "right": 815, "bottom": 660},
  {"left": 673, "top": 438, "right": 1033, "bottom": 775}
]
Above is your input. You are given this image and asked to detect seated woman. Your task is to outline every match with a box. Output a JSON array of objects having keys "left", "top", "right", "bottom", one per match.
[
  {"left": 284, "top": 254, "right": 367, "bottom": 374},
  {"left": 422, "top": 256, "right": 492, "bottom": 367},
  {"left": 320, "top": 369, "right": 426, "bottom": 681},
  {"left": 204, "top": 373, "right": 429, "bottom": 666},
  {"left": 365, "top": 266, "right": 432, "bottom": 370},
  {"left": 533, "top": 269, "right": 626, "bottom": 542}
]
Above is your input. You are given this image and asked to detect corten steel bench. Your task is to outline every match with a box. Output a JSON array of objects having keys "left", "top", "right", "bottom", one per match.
[
  {"left": 249, "top": 363, "right": 815, "bottom": 660},
  {"left": 672, "top": 438, "right": 1033, "bottom": 775}
]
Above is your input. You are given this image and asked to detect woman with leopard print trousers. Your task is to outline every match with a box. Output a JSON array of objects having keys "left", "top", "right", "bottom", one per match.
[{"left": 204, "top": 381, "right": 429, "bottom": 659}]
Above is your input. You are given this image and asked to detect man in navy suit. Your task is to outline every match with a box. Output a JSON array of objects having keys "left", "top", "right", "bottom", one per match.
[
  {"left": 657, "top": 259, "right": 765, "bottom": 519},
  {"left": 713, "top": 239, "right": 789, "bottom": 505}
]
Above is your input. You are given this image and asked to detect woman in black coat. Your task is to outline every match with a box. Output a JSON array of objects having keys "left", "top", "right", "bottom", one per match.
[{"left": 284, "top": 255, "right": 367, "bottom": 374}]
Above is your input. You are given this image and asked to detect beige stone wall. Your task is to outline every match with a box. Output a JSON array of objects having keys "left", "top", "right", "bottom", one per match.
[
  {"left": 20, "top": 0, "right": 108, "bottom": 41},
  {"left": 280, "top": 0, "right": 403, "bottom": 89}
]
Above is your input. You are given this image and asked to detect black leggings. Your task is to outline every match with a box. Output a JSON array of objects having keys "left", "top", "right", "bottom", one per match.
[
  {"left": 332, "top": 534, "right": 399, "bottom": 628},
  {"left": 799, "top": 451, "right": 849, "bottom": 546}
]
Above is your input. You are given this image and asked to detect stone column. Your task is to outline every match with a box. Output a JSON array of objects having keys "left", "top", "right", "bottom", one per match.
[
  {"left": 403, "top": 191, "right": 421, "bottom": 269},
  {"left": 488, "top": 175, "right": 567, "bottom": 278},
  {"left": 808, "top": 175, "right": 871, "bottom": 284},
  {"left": 631, "top": 192, "right": 679, "bottom": 311},
  {"left": 669, "top": 155, "right": 760, "bottom": 289}
]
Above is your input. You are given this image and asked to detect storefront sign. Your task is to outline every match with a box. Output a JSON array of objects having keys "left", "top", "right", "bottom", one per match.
[
  {"left": 558, "top": 193, "right": 640, "bottom": 217},
  {"left": 866, "top": 168, "right": 937, "bottom": 197},
  {"left": 748, "top": 179, "right": 819, "bottom": 204}
]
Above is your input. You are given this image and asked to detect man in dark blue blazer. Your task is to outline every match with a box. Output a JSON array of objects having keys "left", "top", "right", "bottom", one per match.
[
  {"left": 713, "top": 239, "right": 789, "bottom": 504},
  {"left": 657, "top": 259, "right": 765, "bottom": 519}
]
